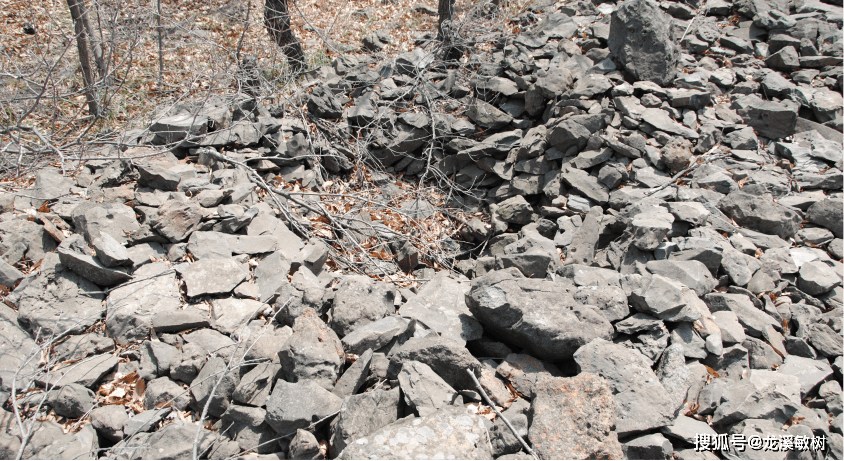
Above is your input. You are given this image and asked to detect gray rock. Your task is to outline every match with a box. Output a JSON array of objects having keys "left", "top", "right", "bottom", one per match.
[
  {"left": 265, "top": 379, "right": 342, "bottom": 435},
  {"left": 32, "top": 422, "right": 98, "bottom": 459},
  {"left": 144, "top": 376, "right": 190, "bottom": 410},
  {"left": 150, "top": 199, "right": 203, "bottom": 243},
  {"left": 705, "top": 292, "right": 779, "bottom": 338},
  {"left": 47, "top": 383, "right": 97, "bottom": 419},
  {"left": 329, "top": 388, "right": 401, "bottom": 457},
  {"left": 138, "top": 340, "right": 180, "bottom": 380},
  {"left": 39, "top": 352, "right": 118, "bottom": 389},
  {"left": 90, "top": 405, "right": 128, "bottom": 443},
  {"left": 182, "top": 258, "right": 247, "bottom": 297},
  {"left": 51, "top": 333, "right": 114, "bottom": 364},
  {"left": 574, "top": 338, "right": 676, "bottom": 435},
  {"left": 712, "top": 379, "right": 800, "bottom": 426},
  {"left": 387, "top": 335, "right": 481, "bottom": 391},
  {"left": 398, "top": 360, "right": 461, "bottom": 417},
  {"left": 720, "top": 191, "right": 802, "bottom": 239},
  {"left": 337, "top": 406, "right": 492, "bottom": 459},
  {"left": 623, "top": 433, "right": 673, "bottom": 460},
  {"left": 656, "top": 343, "right": 694, "bottom": 414},
  {"left": 629, "top": 274, "right": 702, "bottom": 322},
  {"left": 560, "top": 167, "right": 610, "bottom": 204},
  {"left": 190, "top": 356, "right": 239, "bottom": 418},
  {"left": 566, "top": 206, "right": 603, "bottom": 266},
  {"left": 466, "top": 99, "right": 512, "bottom": 130},
  {"left": 106, "top": 263, "right": 182, "bottom": 344},
  {"left": 57, "top": 235, "right": 130, "bottom": 286},
  {"left": 574, "top": 284, "right": 630, "bottom": 322},
  {"left": 151, "top": 308, "right": 210, "bottom": 334},
  {"left": 466, "top": 268, "right": 613, "bottom": 361},
  {"left": 210, "top": 298, "right": 265, "bottom": 335},
  {"left": 608, "top": 0, "right": 679, "bottom": 86},
  {"left": 220, "top": 405, "right": 278, "bottom": 454},
  {"left": 233, "top": 361, "right": 280, "bottom": 406},
  {"left": 91, "top": 233, "right": 131, "bottom": 268},
  {"left": 777, "top": 355, "right": 833, "bottom": 398},
  {"left": 0, "top": 259, "right": 24, "bottom": 287},
  {"left": 528, "top": 373, "right": 623, "bottom": 459},
  {"left": 645, "top": 260, "right": 717, "bottom": 297},
  {"left": 341, "top": 316, "right": 409, "bottom": 355},
  {"left": 640, "top": 108, "right": 700, "bottom": 139},
  {"left": 329, "top": 276, "right": 393, "bottom": 337},
  {"left": 12, "top": 253, "right": 105, "bottom": 337},
  {"left": 805, "top": 197, "right": 843, "bottom": 238},
  {"left": 277, "top": 310, "right": 344, "bottom": 390},
  {"left": 798, "top": 260, "right": 840, "bottom": 295},
  {"left": 661, "top": 415, "right": 717, "bottom": 445},
  {"left": 71, "top": 202, "right": 140, "bottom": 246},
  {"left": 307, "top": 85, "right": 343, "bottom": 119},
  {"left": 495, "top": 195, "right": 533, "bottom": 225},
  {"left": 489, "top": 398, "right": 530, "bottom": 457},
  {"left": 732, "top": 94, "right": 798, "bottom": 140},
  {"left": 399, "top": 272, "right": 482, "bottom": 345},
  {"left": 496, "top": 353, "right": 558, "bottom": 396},
  {"left": 332, "top": 349, "right": 372, "bottom": 398},
  {"left": 124, "top": 420, "right": 214, "bottom": 459},
  {"left": 630, "top": 213, "right": 674, "bottom": 251},
  {"left": 288, "top": 429, "right": 320, "bottom": 460}
]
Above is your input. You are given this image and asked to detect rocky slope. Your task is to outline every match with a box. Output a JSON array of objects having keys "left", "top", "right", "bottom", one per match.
[{"left": 0, "top": 0, "right": 842, "bottom": 459}]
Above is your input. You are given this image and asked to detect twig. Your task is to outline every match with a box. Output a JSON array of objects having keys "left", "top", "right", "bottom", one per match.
[
  {"left": 465, "top": 368, "right": 538, "bottom": 460},
  {"left": 644, "top": 143, "right": 723, "bottom": 197}
]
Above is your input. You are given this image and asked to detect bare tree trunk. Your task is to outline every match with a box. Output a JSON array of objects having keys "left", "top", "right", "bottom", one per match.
[
  {"left": 437, "top": 0, "right": 454, "bottom": 40},
  {"left": 66, "top": 0, "right": 99, "bottom": 117},
  {"left": 264, "top": 0, "right": 305, "bottom": 75},
  {"left": 156, "top": 0, "right": 164, "bottom": 89},
  {"left": 78, "top": 0, "right": 106, "bottom": 80}
]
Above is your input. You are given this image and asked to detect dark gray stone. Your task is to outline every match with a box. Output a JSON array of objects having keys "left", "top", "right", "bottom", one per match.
[
  {"left": 265, "top": 379, "right": 342, "bottom": 435},
  {"left": 608, "top": 0, "right": 680, "bottom": 86}
]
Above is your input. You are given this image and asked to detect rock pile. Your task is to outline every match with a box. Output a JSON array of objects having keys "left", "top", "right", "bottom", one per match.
[{"left": 0, "top": 0, "right": 842, "bottom": 459}]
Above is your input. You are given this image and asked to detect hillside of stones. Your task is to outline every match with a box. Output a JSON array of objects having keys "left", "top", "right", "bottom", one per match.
[{"left": 1, "top": 0, "right": 843, "bottom": 459}]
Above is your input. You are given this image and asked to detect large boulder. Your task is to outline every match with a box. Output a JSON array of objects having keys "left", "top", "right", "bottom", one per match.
[
  {"left": 719, "top": 191, "right": 802, "bottom": 239},
  {"left": 465, "top": 268, "right": 613, "bottom": 361},
  {"left": 608, "top": 0, "right": 680, "bottom": 86}
]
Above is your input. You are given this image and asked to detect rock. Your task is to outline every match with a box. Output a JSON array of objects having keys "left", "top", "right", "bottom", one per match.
[
  {"left": 720, "top": 191, "right": 802, "bottom": 239},
  {"left": 47, "top": 383, "right": 97, "bottom": 419},
  {"left": 341, "top": 316, "right": 410, "bottom": 355},
  {"left": 53, "top": 333, "right": 114, "bottom": 362},
  {"left": 211, "top": 298, "right": 265, "bottom": 335},
  {"left": 138, "top": 340, "right": 180, "bottom": 380},
  {"left": 190, "top": 357, "right": 239, "bottom": 418},
  {"left": 704, "top": 292, "right": 779, "bottom": 338},
  {"left": 777, "top": 355, "right": 833, "bottom": 398},
  {"left": 805, "top": 197, "right": 843, "bottom": 238},
  {"left": 629, "top": 274, "right": 702, "bottom": 322},
  {"left": 398, "top": 360, "right": 462, "bottom": 417},
  {"left": 489, "top": 398, "right": 530, "bottom": 457},
  {"left": 655, "top": 343, "right": 693, "bottom": 413},
  {"left": 466, "top": 99, "right": 513, "bottom": 130},
  {"left": 265, "top": 379, "right": 342, "bottom": 435},
  {"left": 608, "top": 0, "right": 680, "bottom": 86},
  {"left": 399, "top": 272, "right": 482, "bottom": 344},
  {"left": 466, "top": 268, "right": 613, "bottom": 361},
  {"left": 711, "top": 379, "right": 800, "bottom": 426},
  {"left": 630, "top": 213, "right": 674, "bottom": 251},
  {"left": 732, "top": 94, "right": 797, "bottom": 140},
  {"left": 623, "top": 433, "right": 673, "bottom": 459},
  {"left": 661, "top": 415, "right": 717, "bottom": 445},
  {"left": 798, "top": 260, "right": 840, "bottom": 295},
  {"left": 329, "top": 276, "right": 394, "bottom": 337},
  {"left": 71, "top": 202, "right": 140, "bottom": 246},
  {"left": 560, "top": 167, "right": 610, "bottom": 204},
  {"left": 307, "top": 85, "right": 343, "bottom": 119},
  {"left": 90, "top": 233, "right": 131, "bottom": 268},
  {"left": 220, "top": 405, "right": 278, "bottom": 454},
  {"left": 496, "top": 353, "right": 558, "bottom": 396},
  {"left": 12, "top": 253, "right": 105, "bottom": 337},
  {"left": 182, "top": 258, "right": 247, "bottom": 297},
  {"left": 641, "top": 108, "right": 700, "bottom": 139},
  {"left": 106, "top": 262, "right": 181, "bottom": 345},
  {"left": 124, "top": 421, "right": 214, "bottom": 459},
  {"left": 150, "top": 199, "right": 203, "bottom": 243},
  {"left": 40, "top": 352, "right": 118, "bottom": 389},
  {"left": 528, "top": 374, "right": 623, "bottom": 459},
  {"left": 328, "top": 388, "right": 401, "bottom": 457},
  {"left": 144, "top": 377, "right": 190, "bottom": 410},
  {"left": 645, "top": 260, "right": 717, "bottom": 297},
  {"left": 574, "top": 339, "right": 676, "bottom": 435},
  {"left": 387, "top": 336, "right": 481, "bottom": 391},
  {"left": 288, "top": 429, "right": 320, "bottom": 460},
  {"left": 495, "top": 195, "right": 533, "bottom": 225},
  {"left": 232, "top": 362, "right": 279, "bottom": 407},
  {"left": 337, "top": 406, "right": 492, "bottom": 459},
  {"left": 57, "top": 235, "right": 130, "bottom": 286},
  {"left": 90, "top": 405, "right": 128, "bottom": 443},
  {"left": 278, "top": 310, "right": 344, "bottom": 390}
]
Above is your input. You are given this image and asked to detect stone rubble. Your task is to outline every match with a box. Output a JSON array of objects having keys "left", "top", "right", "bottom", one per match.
[{"left": 0, "top": 0, "right": 842, "bottom": 459}]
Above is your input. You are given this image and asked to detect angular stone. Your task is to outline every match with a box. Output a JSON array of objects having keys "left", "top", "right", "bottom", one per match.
[
  {"left": 629, "top": 274, "right": 701, "bottom": 322},
  {"left": 106, "top": 262, "right": 181, "bottom": 344},
  {"left": 528, "top": 374, "right": 623, "bottom": 459},
  {"left": 398, "top": 361, "right": 461, "bottom": 417},
  {"left": 399, "top": 272, "right": 482, "bottom": 345},
  {"left": 337, "top": 406, "right": 492, "bottom": 459},
  {"left": 277, "top": 310, "right": 344, "bottom": 390},
  {"left": 182, "top": 258, "right": 247, "bottom": 297},
  {"left": 150, "top": 199, "right": 203, "bottom": 243},
  {"left": 329, "top": 276, "right": 393, "bottom": 337},
  {"left": 466, "top": 268, "right": 613, "bottom": 361},
  {"left": 265, "top": 379, "right": 342, "bottom": 435},
  {"left": 608, "top": 0, "right": 680, "bottom": 86}
]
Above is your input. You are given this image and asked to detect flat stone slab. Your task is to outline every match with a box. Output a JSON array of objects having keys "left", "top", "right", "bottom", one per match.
[
  {"left": 399, "top": 272, "right": 483, "bottom": 345},
  {"left": 39, "top": 353, "right": 118, "bottom": 389},
  {"left": 181, "top": 258, "right": 247, "bottom": 297}
]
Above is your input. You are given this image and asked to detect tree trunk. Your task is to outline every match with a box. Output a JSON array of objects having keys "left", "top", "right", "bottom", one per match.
[
  {"left": 66, "top": 0, "right": 99, "bottom": 117},
  {"left": 264, "top": 0, "right": 305, "bottom": 75},
  {"left": 78, "top": 0, "right": 106, "bottom": 80},
  {"left": 437, "top": 0, "right": 454, "bottom": 40}
]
